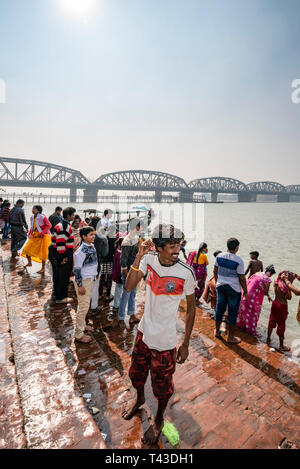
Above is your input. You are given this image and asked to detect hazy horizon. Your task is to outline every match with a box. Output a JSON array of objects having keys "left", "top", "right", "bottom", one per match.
[{"left": 1, "top": 0, "right": 300, "bottom": 185}]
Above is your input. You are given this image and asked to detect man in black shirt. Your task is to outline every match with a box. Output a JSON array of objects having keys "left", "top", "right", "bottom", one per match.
[
  {"left": 8, "top": 199, "right": 28, "bottom": 258},
  {"left": 49, "top": 206, "right": 63, "bottom": 234}
]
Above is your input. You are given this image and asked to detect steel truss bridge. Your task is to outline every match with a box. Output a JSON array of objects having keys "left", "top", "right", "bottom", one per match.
[{"left": 0, "top": 157, "right": 299, "bottom": 203}]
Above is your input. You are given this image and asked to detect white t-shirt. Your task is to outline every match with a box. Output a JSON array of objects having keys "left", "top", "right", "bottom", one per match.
[
  {"left": 214, "top": 252, "right": 245, "bottom": 293},
  {"left": 138, "top": 252, "right": 197, "bottom": 351}
]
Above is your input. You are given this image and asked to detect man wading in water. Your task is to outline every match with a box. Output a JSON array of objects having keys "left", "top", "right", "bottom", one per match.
[{"left": 122, "top": 224, "right": 196, "bottom": 446}]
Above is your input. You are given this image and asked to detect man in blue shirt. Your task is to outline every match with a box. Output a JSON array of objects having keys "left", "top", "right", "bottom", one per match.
[{"left": 214, "top": 237, "right": 248, "bottom": 344}]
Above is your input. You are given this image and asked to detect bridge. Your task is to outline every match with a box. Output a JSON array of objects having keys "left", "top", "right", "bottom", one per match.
[
  {"left": 0, "top": 157, "right": 89, "bottom": 202},
  {"left": 0, "top": 157, "right": 299, "bottom": 203}
]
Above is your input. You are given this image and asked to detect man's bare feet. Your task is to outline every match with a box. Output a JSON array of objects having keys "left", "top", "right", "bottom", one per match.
[
  {"left": 142, "top": 418, "right": 164, "bottom": 446},
  {"left": 279, "top": 345, "right": 290, "bottom": 352},
  {"left": 227, "top": 336, "right": 241, "bottom": 345},
  {"left": 122, "top": 396, "right": 145, "bottom": 420},
  {"left": 75, "top": 334, "right": 92, "bottom": 344},
  {"left": 118, "top": 320, "right": 126, "bottom": 329},
  {"left": 24, "top": 263, "right": 32, "bottom": 268},
  {"left": 37, "top": 268, "right": 45, "bottom": 274}
]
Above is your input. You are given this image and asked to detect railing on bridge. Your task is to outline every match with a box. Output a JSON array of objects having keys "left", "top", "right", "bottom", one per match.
[{"left": 1, "top": 157, "right": 300, "bottom": 202}]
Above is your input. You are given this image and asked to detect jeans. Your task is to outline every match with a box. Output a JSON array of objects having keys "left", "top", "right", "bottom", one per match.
[
  {"left": 113, "top": 283, "right": 123, "bottom": 308},
  {"left": 118, "top": 274, "right": 137, "bottom": 320},
  {"left": 215, "top": 284, "right": 242, "bottom": 326},
  {"left": 3, "top": 221, "right": 10, "bottom": 239}
]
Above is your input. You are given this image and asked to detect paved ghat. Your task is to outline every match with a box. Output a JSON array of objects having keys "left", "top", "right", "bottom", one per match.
[{"left": 0, "top": 242, "right": 300, "bottom": 449}]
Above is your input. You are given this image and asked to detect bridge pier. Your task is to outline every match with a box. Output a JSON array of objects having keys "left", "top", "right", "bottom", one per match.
[
  {"left": 155, "top": 190, "right": 162, "bottom": 203},
  {"left": 211, "top": 192, "right": 218, "bottom": 203},
  {"left": 83, "top": 187, "right": 99, "bottom": 203},
  {"left": 277, "top": 193, "right": 290, "bottom": 203},
  {"left": 70, "top": 187, "right": 77, "bottom": 203},
  {"left": 179, "top": 190, "right": 194, "bottom": 203},
  {"left": 238, "top": 192, "right": 256, "bottom": 202}
]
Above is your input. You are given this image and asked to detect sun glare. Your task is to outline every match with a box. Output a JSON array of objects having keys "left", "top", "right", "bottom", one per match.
[{"left": 60, "top": 0, "right": 96, "bottom": 22}]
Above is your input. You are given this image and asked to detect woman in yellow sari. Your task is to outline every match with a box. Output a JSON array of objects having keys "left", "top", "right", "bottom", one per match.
[{"left": 22, "top": 205, "right": 52, "bottom": 273}]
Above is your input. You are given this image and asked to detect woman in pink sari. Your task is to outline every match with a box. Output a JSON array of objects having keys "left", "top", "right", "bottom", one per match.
[{"left": 237, "top": 265, "right": 276, "bottom": 336}]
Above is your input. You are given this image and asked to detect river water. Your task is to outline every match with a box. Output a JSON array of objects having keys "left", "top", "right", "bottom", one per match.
[{"left": 22, "top": 201, "right": 300, "bottom": 346}]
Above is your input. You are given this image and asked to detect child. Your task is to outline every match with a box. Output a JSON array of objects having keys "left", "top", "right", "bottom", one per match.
[
  {"left": 112, "top": 237, "right": 123, "bottom": 311},
  {"left": 74, "top": 227, "right": 98, "bottom": 344},
  {"left": 179, "top": 240, "right": 188, "bottom": 261},
  {"left": 245, "top": 251, "right": 263, "bottom": 278},
  {"left": 203, "top": 250, "right": 222, "bottom": 311},
  {"left": 267, "top": 271, "right": 296, "bottom": 352}
]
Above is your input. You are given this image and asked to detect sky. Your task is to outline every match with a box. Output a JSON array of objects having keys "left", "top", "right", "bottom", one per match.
[{"left": 0, "top": 0, "right": 300, "bottom": 185}]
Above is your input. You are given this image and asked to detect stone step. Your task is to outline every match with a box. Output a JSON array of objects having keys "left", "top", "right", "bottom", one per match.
[
  {"left": 0, "top": 251, "right": 26, "bottom": 449},
  {"left": 0, "top": 245, "right": 106, "bottom": 449}
]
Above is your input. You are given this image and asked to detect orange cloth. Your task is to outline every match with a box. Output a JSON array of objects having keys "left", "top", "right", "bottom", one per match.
[{"left": 22, "top": 218, "right": 51, "bottom": 263}]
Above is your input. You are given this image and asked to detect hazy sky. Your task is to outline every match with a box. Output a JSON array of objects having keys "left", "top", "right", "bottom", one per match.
[{"left": 1, "top": 0, "right": 300, "bottom": 185}]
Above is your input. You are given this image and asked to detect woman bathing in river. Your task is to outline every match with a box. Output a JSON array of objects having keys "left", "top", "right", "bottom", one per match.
[{"left": 237, "top": 265, "right": 276, "bottom": 336}]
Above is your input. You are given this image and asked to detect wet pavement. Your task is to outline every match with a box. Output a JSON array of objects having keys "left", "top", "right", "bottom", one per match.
[
  {"left": 0, "top": 242, "right": 300, "bottom": 449},
  {"left": 0, "top": 243, "right": 106, "bottom": 449},
  {"left": 0, "top": 250, "right": 26, "bottom": 449}
]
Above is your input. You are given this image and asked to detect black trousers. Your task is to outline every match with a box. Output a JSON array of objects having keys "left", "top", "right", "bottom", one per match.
[
  {"left": 50, "top": 250, "right": 73, "bottom": 301},
  {"left": 10, "top": 225, "right": 27, "bottom": 252}
]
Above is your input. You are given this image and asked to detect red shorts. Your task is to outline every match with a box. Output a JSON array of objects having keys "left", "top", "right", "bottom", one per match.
[
  {"left": 268, "top": 300, "right": 288, "bottom": 338},
  {"left": 129, "top": 331, "right": 176, "bottom": 400}
]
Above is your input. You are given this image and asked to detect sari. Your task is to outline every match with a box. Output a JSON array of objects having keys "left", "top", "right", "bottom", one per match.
[
  {"left": 237, "top": 272, "right": 271, "bottom": 335},
  {"left": 22, "top": 216, "right": 51, "bottom": 263},
  {"left": 187, "top": 251, "right": 208, "bottom": 298}
]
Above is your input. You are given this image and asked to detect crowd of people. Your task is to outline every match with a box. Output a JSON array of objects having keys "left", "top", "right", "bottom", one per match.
[
  {"left": 1, "top": 197, "right": 300, "bottom": 445},
  {"left": 187, "top": 237, "right": 300, "bottom": 351}
]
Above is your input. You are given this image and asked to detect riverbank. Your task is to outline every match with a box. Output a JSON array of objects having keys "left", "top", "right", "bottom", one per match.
[{"left": 0, "top": 242, "right": 299, "bottom": 449}]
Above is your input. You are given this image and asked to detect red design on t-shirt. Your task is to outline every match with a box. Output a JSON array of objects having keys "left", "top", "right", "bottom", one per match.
[{"left": 146, "top": 265, "right": 185, "bottom": 296}]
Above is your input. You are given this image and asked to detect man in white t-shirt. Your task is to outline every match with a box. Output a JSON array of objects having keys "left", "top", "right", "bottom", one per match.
[
  {"left": 214, "top": 237, "right": 248, "bottom": 344},
  {"left": 122, "top": 224, "right": 196, "bottom": 446}
]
